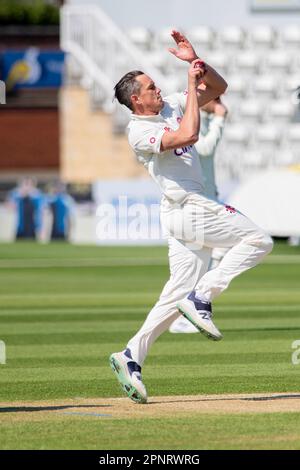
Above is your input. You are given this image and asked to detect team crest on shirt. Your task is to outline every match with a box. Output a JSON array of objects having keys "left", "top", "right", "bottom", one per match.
[{"left": 225, "top": 205, "right": 237, "bottom": 214}]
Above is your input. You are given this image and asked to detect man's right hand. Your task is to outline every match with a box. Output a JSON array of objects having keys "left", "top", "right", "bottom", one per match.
[{"left": 188, "top": 59, "right": 206, "bottom": 87}]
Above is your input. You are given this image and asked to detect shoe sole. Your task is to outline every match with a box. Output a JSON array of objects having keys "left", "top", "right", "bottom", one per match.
[
  {"left": 109, "top": 354, "right": 147, "bottom": 404},
  {"left": 169, "top": 326, "right": 199, "bottom": 334},
  {"left": 177, "top": 306, "right": 223, "bottom": 341},
  {"left": 169, "top": 329, "right": 198, "bottom": 334}
]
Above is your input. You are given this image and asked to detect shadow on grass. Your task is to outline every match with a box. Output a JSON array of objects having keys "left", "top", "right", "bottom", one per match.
[
  {"left": 150, "top": 394, "right": 300, "bottom": 405},
  {"left": 0, "top": 404, "right": 112, "bottom": 413},
  {"left": 244, "top": 394, "right": 300, "bottom": 401}
]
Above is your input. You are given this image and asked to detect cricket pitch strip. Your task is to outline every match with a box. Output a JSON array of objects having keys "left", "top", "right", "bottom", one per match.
[{"left": 1, "top": 393, "right": 300, "bottom": 422}]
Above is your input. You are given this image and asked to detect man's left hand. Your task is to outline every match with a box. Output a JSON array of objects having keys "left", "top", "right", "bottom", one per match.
[{"left": 168, "top": 30, "right": 198, "bottom": 63}]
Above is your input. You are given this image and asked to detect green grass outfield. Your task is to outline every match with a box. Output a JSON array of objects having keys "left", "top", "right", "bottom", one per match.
[{"left": 0, "top": 241, "right": 300, "bottom": 449}]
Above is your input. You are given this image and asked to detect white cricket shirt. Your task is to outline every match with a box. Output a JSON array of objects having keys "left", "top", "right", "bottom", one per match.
[{"left": 127, "top": 92, "right": 205, "bottom": 204}]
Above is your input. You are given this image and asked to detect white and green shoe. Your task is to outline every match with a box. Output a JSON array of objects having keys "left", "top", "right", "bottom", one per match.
[
  {"left": 109, "top": 349, "right": 147, "bottom": 404},
  {"left": 177, "top": 291, "right": 223, "bottom": 341}
]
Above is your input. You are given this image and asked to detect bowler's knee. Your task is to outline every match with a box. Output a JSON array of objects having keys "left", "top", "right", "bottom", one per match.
[
  {"left": 259, "top": 233, "right": 273, "bottom": 255},
  {"left": 246, "top": 231, "right": 273, "bottom": 255}
]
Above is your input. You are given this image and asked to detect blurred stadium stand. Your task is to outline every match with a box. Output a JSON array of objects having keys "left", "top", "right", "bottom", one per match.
[
  {"left": 0, "top": 1, "right": 95, "bottom": 242},
  {"left": 60, "top": 3, "right": 300, "bottom": 187},
  {"left": 0, "top": 12, "right": 61, "bottom": 191}
]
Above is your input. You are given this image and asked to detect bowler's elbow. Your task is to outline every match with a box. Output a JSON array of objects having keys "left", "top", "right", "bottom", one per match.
[
  {"left": 189, "top": 134, "right": 199, "bottom": 145},
  {"left": 219, "top": 79, "right": 228, "bottom": 94}
]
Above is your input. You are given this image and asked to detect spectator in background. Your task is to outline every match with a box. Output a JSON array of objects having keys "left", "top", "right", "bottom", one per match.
[
  {"left": 8, "top": 177, "right": 45, "bottom": 240},
  {"left": 47, "top": 181, "right": 74, "bottom": 241}
]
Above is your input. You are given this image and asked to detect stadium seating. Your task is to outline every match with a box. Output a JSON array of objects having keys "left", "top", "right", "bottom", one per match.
[
  {"left": 268, "top": 100, "right": 294, "bottom": 122},
  {"left": 204, "top": 50, "right": 231, "bottom": 75},
  {"left": 239, "top": 100, "right": 264, "bottom": 123},
  {"left": 264, "top": 50, "right": 294, "bottom": 73},
  {"left": 248, "top": 25, "right": 276, "bottom": 49},
  {"left": 281, "top": 24, "right": 300, "bottom": 49},
  {"left": 252, "top": 75, "right": 278, "bottom": 97},
  {"left": 127, "top": 27, "right": 152, "bottom": 51},
  {"left": 188, "top": 26, "right": 215, "bottom": 50},
  {"left": 235, "top": 50, "right": 260, "bottom": 74},
  {"left": 219, "top": 26, "right": 245, "bottom": 50},
  {"left": 224, "top": 75, "right": 246, "bottom": 97}
]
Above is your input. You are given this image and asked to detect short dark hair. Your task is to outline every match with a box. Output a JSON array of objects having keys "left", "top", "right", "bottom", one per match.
[{"left": 114, "top": 70, "right": 144, "bottom": 111}]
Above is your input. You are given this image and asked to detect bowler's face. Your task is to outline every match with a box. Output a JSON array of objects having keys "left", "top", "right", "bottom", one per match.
[{"left": 134, "top": 74, "right": 163, "bottom": 114}]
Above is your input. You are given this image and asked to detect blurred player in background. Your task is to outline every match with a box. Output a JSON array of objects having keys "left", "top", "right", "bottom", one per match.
[
  {"left": 110, "top": 31, "right": 273, "bottom": 404},
  {"left": 7, "top": 177, "right": 45, "bottom": 240},
  {"left": 169, "top": 96, "right": 229, "bottom": 333},
  {"left": 47, "top": 181, "right": 74, "bottom": 241}
]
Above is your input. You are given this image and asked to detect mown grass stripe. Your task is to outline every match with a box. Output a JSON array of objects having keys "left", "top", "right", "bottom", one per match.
[
  {"left": 0, "top": 254, "right": 300, "bottom": 269},
  {"left": 1, "top": 328, "right": 300, "bottom": 346},
  {"left": 6, "top": 338, "right": 295, "bottom": 358},
  {"left": 1, "top": 319, "right": 300, "bottom": 336},
  {"left": 1, "top": 375, "right": 299, "bottom": 402},
  {"left": 0, "top": 257, "right": 168, "bottom": 269},
  {"left": 0, "top": 304, "right": 299, "bottom": 319},
  {"left": 1, "top": 362, "right": 299, "bottom": 383},
  {"left": 0, "top": 288, "right": 299, "bottom": 299},
  {"left": 4, "top": 352, "right": 292, "bottom": 369}
]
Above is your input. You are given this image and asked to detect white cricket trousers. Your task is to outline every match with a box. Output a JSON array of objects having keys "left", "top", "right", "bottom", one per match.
[{"left": 127, "top": 194, "right": 273, "bottom": 366}]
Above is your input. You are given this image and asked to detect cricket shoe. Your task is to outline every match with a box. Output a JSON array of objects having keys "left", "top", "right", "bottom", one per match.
[
  {"left": 177, "top": 291, "right": 223, "bottom": 341},
  {"left": 169, "top": 316, "right": 199, "bottom": 334},
  {"left": 109, "top": 348, "right": 147, "bottom": 404}
]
